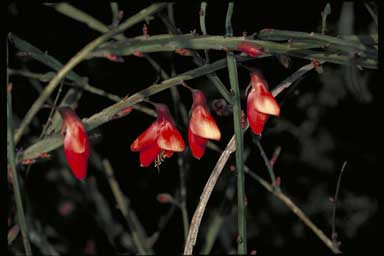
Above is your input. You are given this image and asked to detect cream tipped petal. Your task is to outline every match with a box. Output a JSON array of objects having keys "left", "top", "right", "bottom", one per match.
[
  {"left": 189, "top": 105, "right": 221, "bottom": 140},
  {"left": 251, "top": 87, "right": 280, "bottom": 116},
  {"left": 157, "top": 121, "right": 185, "bottom": 152}
]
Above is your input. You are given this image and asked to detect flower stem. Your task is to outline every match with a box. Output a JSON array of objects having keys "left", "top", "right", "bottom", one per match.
[
  {"left": 7, "top": 36, "right": 32, "bottom": 255},
  {"left": 225, "top": 2, "right": 247, "bottom": 254},
  {"left": 12, "top": 3, "right": 167, "bottom": 145}
]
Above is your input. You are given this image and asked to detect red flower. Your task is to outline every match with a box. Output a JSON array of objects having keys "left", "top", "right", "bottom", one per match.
[
  {"left": 237, "top": 42, "right": 263, "bottom": 57},
  {"left": 131, "top": 103, "right": 185, "bottom": 167},
  {"left": 188, "top": 90, "right": 221, "bottom": 159},
  {"left": 246, "top": 71, "right": 280, "bottom": 135},
  {"left": 58, "top": 107, "right": 90, "bottom": 180}
]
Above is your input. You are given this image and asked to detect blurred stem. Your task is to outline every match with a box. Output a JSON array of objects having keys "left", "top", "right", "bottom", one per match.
[
  {"left": 364, "top": 3, "right": 378, "bottom": 26},
  {"left": 331, "top": 161, "right": 347, "bottom": 243},
  {"left": 225, "top": 2, "right": 247, "bottom": 254},
  {"left": 13, "top": 3, "right": 167, "bottom": 145},
  {"left": 163, "top": 6, "right": 190, "bottom": 241},
  {"left": 102, "top": 159, "right": 153, "bottom": 254},
  {"left": 7, "top": 68, "right": 156, "bottom": 117},
  {"left": 244, "top": 166, "right": 341, "bottom": 254},
  {"left": 7, "top": 36, "right": 32, "bottom": 255},
  {"left": 321, "top": 3, "right": 331, "bottom": 35},
  {"left": 179, "top": 157, "right": 190, "bottom": 242},
  {"left": 199, "top": 2, "right": 210, "bottom": 63},
  {"left": 255, "top": 139, "right": 279, "bottom": 191},
  {"left": 49, "top": 3, "right": 125, "bottom": 40}
]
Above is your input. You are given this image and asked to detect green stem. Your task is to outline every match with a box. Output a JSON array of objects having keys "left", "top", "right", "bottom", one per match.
[
  {"left": 199, "top": 2, "right": 210, "bottom": 63},
  {"left": 13, "top": 3, "right": 167, "bottom": 145},
  {"left": 255, "top": 139, "right": 279, "bottom": 191},
  {"left": 258, "top": 28, "right": 377, "bottom": 58},
  {"left": 157, "top": 13, "right": 233, "bottom": 104},
  {"left": 225, "top": 3, "right": 247, "bottom": 254},
  {"left": 7, "top": 44, "right": 33, "bottom": 255},
  {"left": 19, "top": 55, "right": 252, "bottom": 162}
]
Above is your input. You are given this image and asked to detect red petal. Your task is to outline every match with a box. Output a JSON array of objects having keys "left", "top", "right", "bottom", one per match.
[
  {"left": 237, "top": 42, "right": 263, "bottom": 57},
  {"left": 188, "top": 127, "right": 207, "bottom": 159},
  {"left": 157, "top": 121, "right": 185, "bottom": 152},
  {"left": 131, "top": 121, "right": 160, "bottom": 152},
  {"left": 248, "top": 72, "right": 280, "bottom": 116},
  {"left": 164, "top": 150, "right": 174, "bottom": 158},
  {"left": 59, "top": 107, "right": 90, "bottom": 179},
  {"left": 64, "top": 148, "right": 89, "bottom": 180},
  {"left": 139, "top": 143, "right": 162, "bottom": 167},
  {"left": 189, "top": 90, "right": 221, "bottom": 140},
  {"left": 247, "top": 89, "right": 270, "bottom": 135}
]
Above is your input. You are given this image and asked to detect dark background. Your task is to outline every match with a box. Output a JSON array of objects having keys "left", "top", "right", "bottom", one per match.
[{"left": 7, "top": 1, "right": 381, "bottom": 255}]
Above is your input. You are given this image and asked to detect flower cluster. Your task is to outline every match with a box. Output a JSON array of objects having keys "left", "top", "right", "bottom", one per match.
[
  {"left": 58, "top": 71, "right": 279, "bottom": 176},
  {"left": 131, "top": 89, "right": 221, "bottom": 167}
]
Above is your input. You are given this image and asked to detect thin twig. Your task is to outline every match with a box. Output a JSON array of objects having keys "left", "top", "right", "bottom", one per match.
[
  {"left": 331, "top": 161, "right": 347, "bottom": 245},
  {"left": 19, "top": 55, "right": 252, "bottom": 162},
  {"left": 225, "top": 2, "right": 247, "bottom": 254},
  {"left": 321, "top": 3, "right": 331, "bottom": 35},
  {"left": 255, "top": 139, "right": 279, "bottom": 191},
  {"left": 183, "top": 62, "right": 322, "bottom": 254},
  {"left": 102, "top": 159, "right": 153, "bottom": 254},
  {"left": 199, "top": 2, "right": 210, "bottom": 63},
  {"left": 244, "top": 166, "right": 341, "bottom": 254},
  {"left": 183, "top": 136, "right": 236, "bottom": 254},
  {"left": 7, "top": 36, "right": 33, "bottom": 256},
  {"left": 158, "top": 13, "right": 233, "bottom": 104},
  {"left": 364, "top": 3, "right": 378, "bottom": 26},
  {"left": 39, "top": 81, "right": 64, "bottom": 139},
  {"left": 13, "top": 3, "right": 167, "bottom": 144}
]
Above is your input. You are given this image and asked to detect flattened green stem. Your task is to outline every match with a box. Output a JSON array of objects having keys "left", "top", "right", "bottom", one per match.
[
  {"left": 158, "top": 13, "right": 233, "bottom": 103},
  {"left": 225, "top": 2, "right": 247, "bottom": 254},
  {"left": 19, "top": 55, "right": 252, "bottom": 162},
  {"left": 13, "top": 3, "right": 167, "bottom": 144},
  {"left": 183, "top": 62, "right": 319, "bottom": 255},
  {"left": 199, "top": 2, "right": 210, "bottom": 63},
  {"left": 89, "top": 34, "right": 377, "bottom": 69},
  {"left": 7, "top": 64, "right": 33, "bottom": 256},
  {"left": 258, "top": 28, "right": 377, "bottom": 58}
]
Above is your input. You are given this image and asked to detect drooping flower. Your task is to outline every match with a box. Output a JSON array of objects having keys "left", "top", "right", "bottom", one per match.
[
  {"left": 188, "top": 90, "right": 221, "bottom": 159},
  {"left": 246, "top": 71, "right": 280, "bottom": 135},
  {"left": 58, "top": 107, "right": 90, "bottom": 180},
  {"left": 131, "top": 103, "right": 185, "bottom": 167},
  {"left": 237, "top": 42, "right": 263, "bottom": 57}
]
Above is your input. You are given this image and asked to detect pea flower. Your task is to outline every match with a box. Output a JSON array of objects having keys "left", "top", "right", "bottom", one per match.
[
  {"left": 237, "top": 42, "right": 263, "bottom": 57},
  {"left": 131, "top": 103, "right": 185, "bottom": 167},
  {"left": 246, "top": 71, "right": 280, "bottom": 135},
  {"left": 188, "top": 90, "right": 221, "bottom": 159},
  {"left": 58, "top": 107, "right": 90, "bottom": 180}
]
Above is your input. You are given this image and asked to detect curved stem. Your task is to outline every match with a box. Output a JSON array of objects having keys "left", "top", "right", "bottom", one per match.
[{"left": 13, "top": 3, "right": 167, "bottom": 144}]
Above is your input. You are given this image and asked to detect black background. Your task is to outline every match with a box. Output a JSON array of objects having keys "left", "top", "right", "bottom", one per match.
[{"left": 7, "top": 1, "right": 381, "bottom": 255}]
